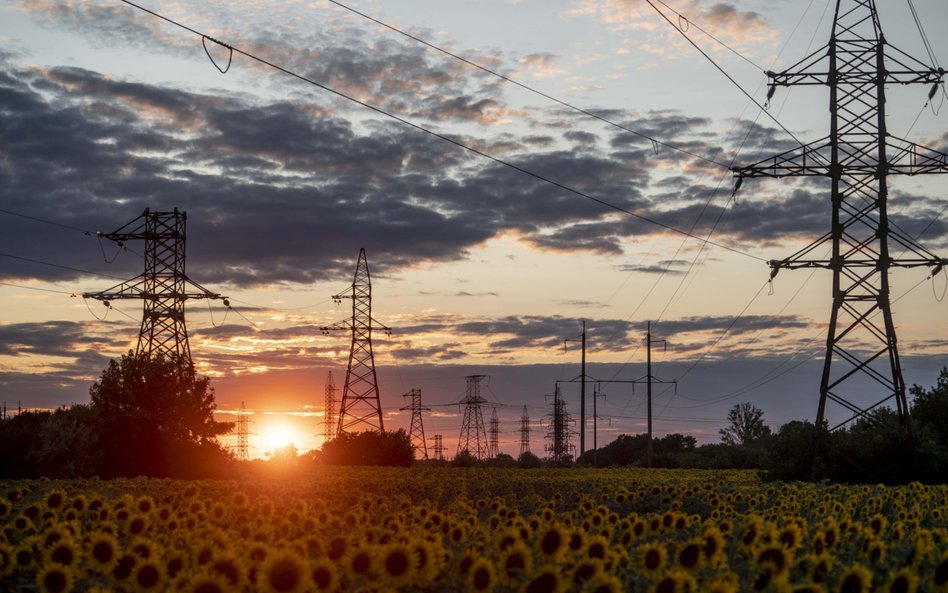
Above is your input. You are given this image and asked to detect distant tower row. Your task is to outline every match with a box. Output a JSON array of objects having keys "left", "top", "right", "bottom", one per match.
[{"left": 402, "top": 389, "right": 430, "bottom": 460}]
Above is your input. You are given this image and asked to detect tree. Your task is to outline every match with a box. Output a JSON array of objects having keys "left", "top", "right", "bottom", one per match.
[
  {"left": 720, "top": 402, "right": 772, "bottom": 447},
  {"left": 90, "top": 351, "right": 233, "bottom": 477},
  {"left": 321, "top": 429, "right": 414, "bottom": 466}
]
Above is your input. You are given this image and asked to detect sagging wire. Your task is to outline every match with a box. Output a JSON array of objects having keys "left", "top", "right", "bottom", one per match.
[
  {"left": 932, "top": 263, "right": 947, "bottom": 303},
  {"left": 202, "top": 35, "right": 233, "bottom": 73}
]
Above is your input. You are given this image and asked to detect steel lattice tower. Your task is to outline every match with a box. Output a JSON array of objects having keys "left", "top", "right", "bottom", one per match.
[
  {"left": 84, "top": 208, "right": 227, "bottom": 366},
  {"left": 457, "top": 374, "right": 488, "bottom": 459},
  {"left": 401, "top": 389, "right": 430, "bottom": 460},
  {"left": 322, "top": 249, "right": 391, "bottom": 434},
  {"left": 323, "top": 371, "right": 337, "bottom": 443},
  {"left": 519, "top": 405, "right": 531, "bottom": 456},
  {"left": 488, "top": 407, "right": 500, "bottom": 458},
  {"left": 235, "top": 401, "right": 250, "bottom": 462},
  {"left": 433, "top": 434, "right": 444, "bottom": 461},
  {"left": 734, "top": 0, "right": 947, "bottom": 437},
  {"left": 545, "top": 385, "right": 573, "bottom": 464}
]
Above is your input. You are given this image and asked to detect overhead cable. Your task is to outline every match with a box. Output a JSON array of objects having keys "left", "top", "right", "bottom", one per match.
[
  {"left": 114, "top": 0, "right": 766, "bottom": 262},
  {"left": 327, "top": 0, "right": 730, "bottom": 169}
]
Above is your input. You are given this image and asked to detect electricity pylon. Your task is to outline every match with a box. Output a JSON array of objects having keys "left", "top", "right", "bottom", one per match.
[
  {"left": 545, "top": 384, "right": 573, "bottom": 464},
  {"left": 734, "top": 0, "right": 947, "bottom": 437},
  {"left": 519, "top": 405, "right": 531, "bottom": 456},
  {"left": 83, "top": 208, "right": 227, "bottom": 367},
  {"left": 433, "top": 434, "right": 444, "bottom": 461},
  {"left": 321, "top": 249, "right": 390, "bottom": 434},
  {"left": 235, "top": 401, "right": 251, "bottom": 462},
  {"left": 323, "top": 371, "right": 337, "bottom": 443},
  {"left": 401, "top": 389, "right": 429, "bottom": 460},
  {"left": 488, "top": 407, "right": 500, "bottom": 458},
  {"left": 457, "top": 374, "right": 488, "bottom": 459}
]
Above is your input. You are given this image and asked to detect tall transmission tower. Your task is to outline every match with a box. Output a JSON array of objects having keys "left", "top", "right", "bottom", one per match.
[
  {"left": 401, "top": 389, "right": 430, "bottom": 460},
  {"left": 234, "top": 401, "right": 251, "bottom": 462},
  {"left": 83, "top": 208, "right": 227, "bottom": 367},
  {"left": 433, "top": 434, "right": 444, "bottom": 461},
  {"left": 564, "top": 321, "right": 588, "bottom": 457},
  {"left": 519, "top": 405, "right": 531, "bottom": 457},
  {"left": 321, "top": 249, "right": 391, "bottom": 434},
  {"left": 734, "top": 0, "right": 947, "bottom": 438},
  {"left": 457, "top": 374, "right": 488, "bottom": 460},
  {"left": 323, "top": 371, "right": 338, "bottom": 443},
  {"left": 488, "top": 407, "right": 500, "bottom": 459},
  {"left": 545, "top": 384, "right": 573, "bottom": 464}
]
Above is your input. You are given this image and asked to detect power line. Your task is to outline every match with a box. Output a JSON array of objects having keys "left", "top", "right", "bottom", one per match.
[
  {"left": 114, "top": 0, "right": 765, "bottom": 263},
  {"left": 0, "top": 281, "right": 79, "bottom": 296},
  {"left": 0, "top": 252, "right": 126, "bottom": 281},
  {"left": 0, "top": 208, "right": 94, "bottom": 235},
  {"left": 327, "top": 0, "right": 730, "bottom": 169},
  {"left": 645, "top": 0, "right": 827, "bottom": 168},
  {"left": 652, "top": 0, "right": 765, "bottom": 72}
]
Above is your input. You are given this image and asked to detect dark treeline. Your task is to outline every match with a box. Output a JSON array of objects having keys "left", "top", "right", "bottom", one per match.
[
  {"left": 576, "top": 368, "right": 948, "bottom": 484},
  {"left": 2, "top": 351, "right": 946, "bottom": 484}
]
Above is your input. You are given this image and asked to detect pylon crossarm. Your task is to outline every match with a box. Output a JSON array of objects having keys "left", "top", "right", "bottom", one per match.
[
  {"left": 733, "top": 139, "right": 832, "bottom": 178},
  {"left": 886, "top": 137, "right": 948, "bottom": 175},
  {"left": 765, "top": 43, "right": 830, "bottom": 87}
]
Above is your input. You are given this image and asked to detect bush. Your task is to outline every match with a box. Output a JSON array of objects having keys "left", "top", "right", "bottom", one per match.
[{"left": 321, "top": 429, "right": 414, "bottom": 466}]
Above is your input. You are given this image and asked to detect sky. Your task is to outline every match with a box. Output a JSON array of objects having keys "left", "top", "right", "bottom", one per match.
[{"left": 1, "top": 0, "right": 946, "bottom": 459}]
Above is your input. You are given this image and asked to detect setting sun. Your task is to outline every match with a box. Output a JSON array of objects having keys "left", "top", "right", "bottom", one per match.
[{"left": 264, "top": 425, "right": 296, "bottom": 451}]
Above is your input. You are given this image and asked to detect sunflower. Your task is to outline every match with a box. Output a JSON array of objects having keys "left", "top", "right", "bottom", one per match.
[
  {"left": 739, "top": 515, "right": 765, "bottom": 553},
  {"left": 343, "top": 546, "right": 375, "bottom": 582},
  {"left": 183, "top": 569, "right": 231, "bottom": 593},
  {"left": 651, "top": 570, "right": 695, "bottom": 593},
  {"left": 756, "top": 544, "right": 791, "bottom": 578},
  {"left": 705, "top": 574, "right": 740, "bottom": 593},
  {"left": 499, "top": 542, "right": 533, "bottom": 586},
  {"left": 885, "top": 568, "right": 918, "bottom": 593},
  {"left": 44, "top": 488, "right": 68, "bottom": 512},
  {"left": 585, "top": 535, "right": 609, "bottom": 562},
  {"left": 0, "top": 542, "right": 14, "bottom": 578},
  {"left": 132, "top": 558, "right": 166, "bottom": 593},
  {"left": 36, "top": 563, "right": 74, "bottom": 593},
  {"left": 207, "top": 552, "right": 247, "bottom": 590},
  {"left": 412, "top": 538, "right": 441, "bottom": 584},
  {"left": 777, "top": 523, "right": 803, "bottom": 551},
  {"left": 675, "top": 538, "right": 704, "bottom": 572},
  {"left": 836, "top": 564, "right": 872, "bottom": 593},
  {"left": 701, "top": 527, "right": 726, "bottom": 566},
  {"left": 467, "top": 557, "right": 497, "bottom": 593},
  {"left": 86, "top": 532, "right": 120, "bottom": 574},
  {"left": 44, "top": 537, "right": 81, "bottom": 570},
  {"left": 931, "top": 552, "right": 948, "bottom": 592},
  {"left": 259, "top": 548, "right": 308, "bottom": 593},
  {"left": 537, "top": 522, "right": 569, "bottom": 561},
  {"left": 637, "top": 542, "right": 668, "bottom": 577},
  {"left": 310, "top": 557, "right": 340, "bottom": 593},
  {"left": 586, "top": 573, "right": 623, "bottom": 593},
  {"left": 521, "top": 564, "right": 563, "bottom": 593},
  {"left": 379, "top": 542, "right": 415, "bottom": 587},
  {"left": 570, "top": 559, "right": 602, "bottom": 586}
]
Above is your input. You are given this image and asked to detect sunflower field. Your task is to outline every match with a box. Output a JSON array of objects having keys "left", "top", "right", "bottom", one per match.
[{"left": 2, "top": 468, "right": 947, "bottom": 593}]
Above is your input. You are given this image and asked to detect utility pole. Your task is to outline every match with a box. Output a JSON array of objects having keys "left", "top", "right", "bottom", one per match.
[
  {"left": 564, "top": 321, "right": 588, "bottom": 457},
  {"left": 733, "top": 0, "right": 947, "bottom": 445},
  {"left": 323, "top": 371, "right": 337, "bottom": 443},
  {"left": 321, "top": 249, "right": 391, "bottom": 435},
  {"left": 457, "top": 375, "right": 488, "bottom": 459},
  {"left": 401, "top": 389, "right": 429, "bottom": 460},
  {"left": 83, "top": 208, "right": 228, "bottom": 368},
  {"left": 519, "top": 405, "right": 531, "bottom": 457}
]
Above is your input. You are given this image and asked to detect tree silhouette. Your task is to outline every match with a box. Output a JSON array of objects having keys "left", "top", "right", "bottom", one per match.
[
  {"left": 720, "top": 402, "right": 771, "bottom": 447},
  {"left": 90, "top": 351, "right": 233, "bottom": 477}
]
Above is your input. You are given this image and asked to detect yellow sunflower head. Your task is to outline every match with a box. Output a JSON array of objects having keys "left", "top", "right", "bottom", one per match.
[
  {"left": 133, "top": 558, "right": 166, "bottom": 592},
  {"left": 43, "top": 537, "right": 80, "bottom": 570},
  {"left": 637, "top": 542, "right": 668, "bottom": 577},
  {"left": 36, "top": 562, "right": 74, "bottom": 593},
  {"left": 498, "top": 542, "right": 533, "bottom": 586},
  {"left": 259, "top": 548, "right": 308, "bottom": 593},
  {"left": 467, "top": 557, "right": 497, "bottom": 593},
  {"left": 379, "top": 542, "right": 415, "bottom": 587},
  {"left": 520, "top": 564, "right": 563, "bottom": 593},
  {"left": 310, "top": 557, "right": 339, "bottom": 593},
  {"left": 836, "top": 564, "right": 872, "bottom": 593}
]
